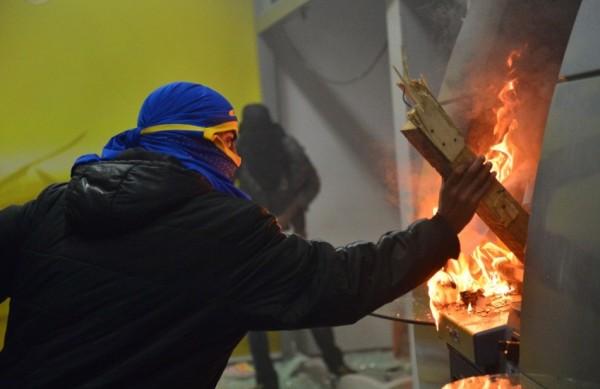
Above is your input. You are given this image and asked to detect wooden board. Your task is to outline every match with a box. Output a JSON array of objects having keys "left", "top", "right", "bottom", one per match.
[{"left": 396, "top": 66, "right": 529, "bottom": 262}]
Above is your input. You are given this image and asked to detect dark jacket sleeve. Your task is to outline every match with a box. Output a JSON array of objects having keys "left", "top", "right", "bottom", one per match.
[
  {"left": 282, "top": 136, "right": 320, "bottom": 210},
  {"left": 0, "top": 203, "right": 35, "bottom": 302},
  {"left": 228, "top": 204, "right": 459, "bottom": 331},
  {"left": 0, "top": 184, "right": 63, "bottom": 302}
]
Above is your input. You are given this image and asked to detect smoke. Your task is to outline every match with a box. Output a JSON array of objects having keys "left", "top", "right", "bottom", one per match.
[
  {"left": 407, "top": 0, "right": 469, "bottom": 56},
  {"left": 442, "top": 0, "right": 581, "bottom": 191}
]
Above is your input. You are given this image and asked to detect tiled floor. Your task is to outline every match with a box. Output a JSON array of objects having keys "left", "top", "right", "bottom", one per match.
[{"left": 217, "top": 350, "right": 411, "bottom": 389}]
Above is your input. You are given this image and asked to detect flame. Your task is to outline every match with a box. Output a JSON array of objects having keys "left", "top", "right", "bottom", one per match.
[
  {"left": 493, "top": 80, "right": 518, "bottom": 138},
  {"left": 487, "top": 53, "right": 520, "bottom": 181},
  {"left": 486, "top": 133, "right": 514, "bottom": 182},
  {"left": 427, "top": 49, "right": 526, "bottom": 328},
  {"left": 506, "top": 49, "right": 522, "bottom": 69},
  {"left": 428, "top": 243, "right": 522, "bottom": 327}
]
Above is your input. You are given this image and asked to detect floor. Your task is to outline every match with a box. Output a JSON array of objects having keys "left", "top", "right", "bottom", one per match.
[{"left": 217, "top": 350, "right": 412, "bottom": 389}]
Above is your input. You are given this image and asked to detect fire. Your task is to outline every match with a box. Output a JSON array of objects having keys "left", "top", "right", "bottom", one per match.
[
  {"left": 486, "top": 133, "right": 514, "bottom": 182},
  {"left": 506, "top": 49, "right": 521, "bottom": 69},
  {"left": 427, "top": 243, "right": 520, "bottom": 326},
  {"left": 486, "top": 51, "right": 520, "bottom": 181},
  {"left": 427, "top": 49, "right": 526, "bottom": 327}
]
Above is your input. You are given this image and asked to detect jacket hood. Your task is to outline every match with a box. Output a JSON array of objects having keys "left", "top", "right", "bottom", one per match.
[
  {"left": 65, "top": 149, "right": 212, "bottom": 236},
  {"left": 240, "top": 103, "right": 272, "bottom": 129}
]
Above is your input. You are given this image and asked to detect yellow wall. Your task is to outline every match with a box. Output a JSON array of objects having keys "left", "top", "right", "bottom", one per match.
[{"left": 0, "top": 0, "right": 262, "bottom": 355}]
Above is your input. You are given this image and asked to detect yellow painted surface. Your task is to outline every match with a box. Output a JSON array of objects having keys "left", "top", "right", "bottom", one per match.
[
  {"left": 0, "top": 0, "right": 262, "bottom": 356},
  {"left": 0, "top": 301, "right": 8, "bottom": 350}
]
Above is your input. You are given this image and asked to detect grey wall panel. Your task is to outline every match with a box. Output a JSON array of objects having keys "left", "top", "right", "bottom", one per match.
[
  {"left": 520, "top": 76, "right": 600, "bottom": 388},
  {"left": 560, "top": 0, "right": 600, "bottom": 76}
]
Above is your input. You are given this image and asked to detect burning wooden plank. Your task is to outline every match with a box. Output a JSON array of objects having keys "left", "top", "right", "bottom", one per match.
[{"left": 396, "top": 67, "right": 529, "bottom": 262}]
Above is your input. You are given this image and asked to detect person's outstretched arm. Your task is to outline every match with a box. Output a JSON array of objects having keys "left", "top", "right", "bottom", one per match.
[
  {"left": 231, "top": 214, "right": 459, "bottom": 330},
  {"left": 229, "top": 157, "right": 494, "bottom": 330}
]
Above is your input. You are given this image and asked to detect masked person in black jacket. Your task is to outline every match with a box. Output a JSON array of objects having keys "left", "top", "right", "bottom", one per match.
[
  {"left": 0, "top": 82, "right": 494, "bottom": 389},
  {"left": 236, "top": 104, "right": 353, "bottom": 389}
]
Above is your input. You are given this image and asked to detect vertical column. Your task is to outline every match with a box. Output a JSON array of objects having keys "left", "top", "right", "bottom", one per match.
[
  {"left": 385, "top": 0, "right": 413, "bottom": 228},
  {"left": 256, "top": 36, "right": 281, "bottom": 121},
  {"left": 384, "top": 1, "right": 420, "bottom": 387}
]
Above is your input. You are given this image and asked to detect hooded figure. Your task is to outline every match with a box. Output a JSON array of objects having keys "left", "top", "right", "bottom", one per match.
[
  {"left": 0, "top": 82, "right": 492, "bottom": 389},
  {"left": 237, "top": 104, "right": 289, "bottom": 192},
  {"left": 237, "top": 104, "right": 319, "bottom": 235}
]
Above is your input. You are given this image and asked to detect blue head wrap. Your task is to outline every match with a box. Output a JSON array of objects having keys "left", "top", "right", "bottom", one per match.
[{"left": 75, "top": 82, "right": 249, "bottom": 199}]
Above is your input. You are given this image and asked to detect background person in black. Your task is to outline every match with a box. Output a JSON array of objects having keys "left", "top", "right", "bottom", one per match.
[{"left": 236, "top": 104, "right": 353, "bottom": 388}]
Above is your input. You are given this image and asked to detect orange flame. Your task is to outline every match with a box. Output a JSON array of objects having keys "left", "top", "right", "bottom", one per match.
[
  {"left": 486, "top": 132, "right": 514, "bottom": 182},
  {"left": 487, "top": 53, "right": 519, "bottom": 181},
  {"left": 427, "top": 49, "right": 525, "bottom": 328},
  {"left": 506, "top": 49, "right": 522, "bottom": 69}
]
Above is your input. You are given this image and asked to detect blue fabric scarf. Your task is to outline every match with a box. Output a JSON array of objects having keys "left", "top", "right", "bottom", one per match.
[{"left": 74, "top": 82, "right": 249, "bottom": 200}]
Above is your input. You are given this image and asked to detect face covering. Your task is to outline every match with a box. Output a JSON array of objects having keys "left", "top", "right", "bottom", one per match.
[{"left": 74, "top": 81, "right": 249, "bottom": 199}]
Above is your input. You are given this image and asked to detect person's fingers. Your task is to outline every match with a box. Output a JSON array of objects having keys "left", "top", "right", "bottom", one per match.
[
  {"left": 455, "top": 161, "right": 470, "bottom": 174},
  {"left": 455, "top": 157, "right": 484, "bottom": 189},
  {"left": 464, "top": 156, "right": 487, "bottom": 181},
  {"left": 445, "top": 161, "right": 469, "bottom": 187},
  {"left": 462, "top": 161, "right": 493, "bottom": 199},
  {"left": 453, "top": 157, "right": 485, "bottom": 197},
  {"left": 471, "top": 173, "right": 495, "bottom": 204}
]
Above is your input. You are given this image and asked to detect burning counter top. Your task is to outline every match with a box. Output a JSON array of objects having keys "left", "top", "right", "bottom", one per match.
[{"left": 437, "top": 294, "right": 521, "bottom": 369}]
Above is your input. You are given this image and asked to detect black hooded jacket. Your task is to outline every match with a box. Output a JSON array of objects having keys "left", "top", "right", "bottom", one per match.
[{"left": 0, "top": 150, "right": 459, "bottom": 388}]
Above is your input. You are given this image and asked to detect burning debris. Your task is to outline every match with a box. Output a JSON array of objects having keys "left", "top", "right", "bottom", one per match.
[
  {"left": 426, "top": 248, "right": 521, "bottom": 326},
  {"left": 460, "top": 289, "right": 484, "bottom": 307}
]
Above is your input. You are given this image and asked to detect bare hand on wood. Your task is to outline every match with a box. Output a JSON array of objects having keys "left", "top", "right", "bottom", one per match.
[{"left": 437, "top": 156, "right": 495, "bottom": 234}]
